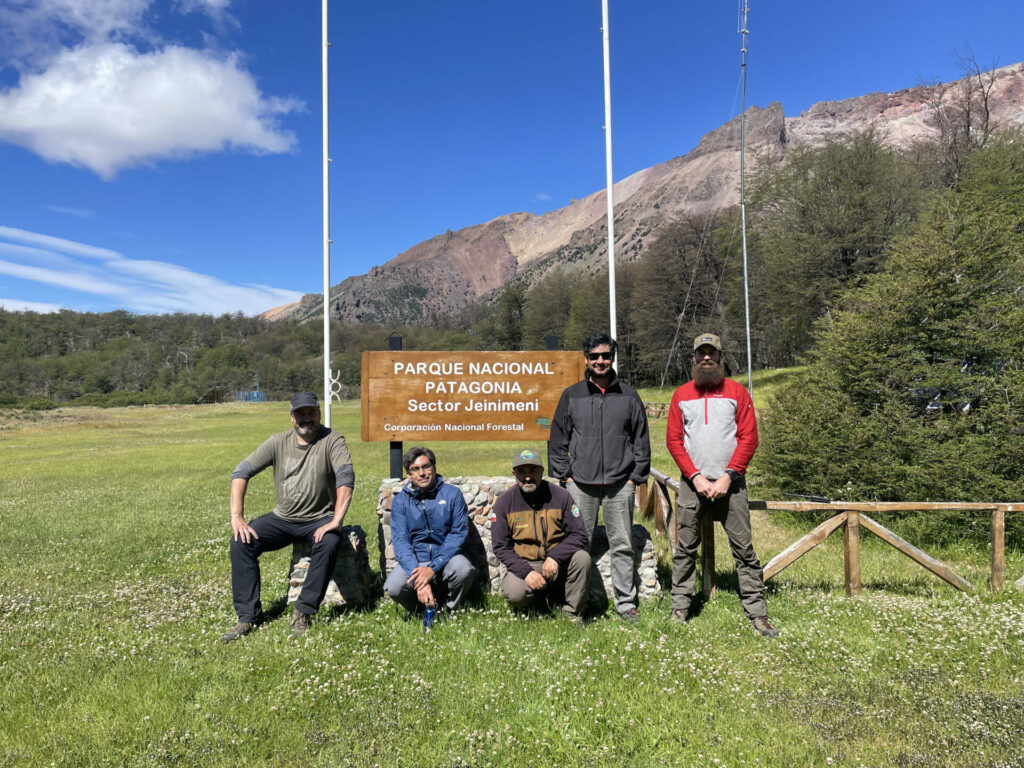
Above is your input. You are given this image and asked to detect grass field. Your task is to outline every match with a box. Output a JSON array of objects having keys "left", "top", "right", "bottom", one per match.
[{"left": 1, "top": 391, "right": 1022, "bottom": 767}]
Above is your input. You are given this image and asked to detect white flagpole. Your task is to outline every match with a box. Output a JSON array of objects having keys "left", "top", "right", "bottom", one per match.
[
  {"left": 601, "top": 0, "right": 617, "bottom": 341},
  {"left": 739, "top": 0, "right": 753, "bottom": 394},
  {"left": 321, "top": 0, "right": 332, "bottom": 426}
]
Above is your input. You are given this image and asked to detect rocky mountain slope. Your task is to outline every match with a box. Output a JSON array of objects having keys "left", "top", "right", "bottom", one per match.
[{"left": 263, "top": 63, "right": 1024, "bottom": 325}]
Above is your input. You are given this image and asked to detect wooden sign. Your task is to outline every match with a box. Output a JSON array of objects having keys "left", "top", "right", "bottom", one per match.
[{"left": 361, "top": 351, "right": 584, "bottom": 442}]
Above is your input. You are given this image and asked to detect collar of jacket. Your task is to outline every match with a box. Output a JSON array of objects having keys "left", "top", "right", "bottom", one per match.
[
  {"left": 585, "top": 369, "right": 622, "bottom": 393},
  {"left": 402, "top": 475, "right": 446, "bottom": 499},
  {"left": 517, "top": 480, "right": 553, "bottom": 509}
]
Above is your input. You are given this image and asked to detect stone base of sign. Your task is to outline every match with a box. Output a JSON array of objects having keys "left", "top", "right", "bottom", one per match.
[
  {"left": 286, "top": 525, "right": 372, "bottom": 609},
  {"left": 377, "top": 477, "right": 661, "bottom": 610}
]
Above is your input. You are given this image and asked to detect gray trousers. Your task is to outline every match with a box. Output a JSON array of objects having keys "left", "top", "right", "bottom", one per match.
[
  {"left": 383, "top": 554, "right": 477, "bottom": 612},
  {"left": 568, "top": 480, "right": 637, "bottom": 614},
  {"left": 500, "top": 549, "right": 592, "bottom": 617},
  {"left": 671, "top": 477, "right": 767, "bottom": 619}
]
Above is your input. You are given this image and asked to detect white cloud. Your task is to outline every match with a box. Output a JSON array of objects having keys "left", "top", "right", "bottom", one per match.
[
  {"left": 0, "top": 298, "right": 65, "bottom": 313},
  {"left": 0, "top": 42, "right": 301, "bottom": 178},
  {"left": 0, "top": 226, "right": 302, "bottom": 315},
  {"left": 0, "top": 225, "right": 122, "bottom": 259},
  {"left": 48, "top": 205, "right": 95, "bottom": 218},
  {"left": 534, "top": 192, "right": 554, "bottom": 202},
  {"left": 0, "top": 0, "right": 153, "bottom": 66}
]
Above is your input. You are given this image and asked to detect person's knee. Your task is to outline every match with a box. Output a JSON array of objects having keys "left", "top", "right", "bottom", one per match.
[
  {"left": 383, "top": 567, "right": 410, "bottom": 598},
  {"left": 312, "top": 530, "right": 342, "bottom": 556},
  {"left": 568, "top": 549, "right": 591, "bottom": 575},
  {"left": 445, "top": 555, "right": 477, "bottom": 587},
  {"left": 502, "top": 584, "right": 533, "bottom": 607},
  {"left": 229, "top": 537, "right": 258, "bottom": 559}
]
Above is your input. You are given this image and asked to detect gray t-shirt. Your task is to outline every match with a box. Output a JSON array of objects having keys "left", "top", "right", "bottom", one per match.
[{"left": 235, "top": 426, "right": 354, "bottom": 523}]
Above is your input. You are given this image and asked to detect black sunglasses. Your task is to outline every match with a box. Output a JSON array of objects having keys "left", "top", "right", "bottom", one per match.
[{"left": 586, "top": 352, "right": 613, "bottom": 361}]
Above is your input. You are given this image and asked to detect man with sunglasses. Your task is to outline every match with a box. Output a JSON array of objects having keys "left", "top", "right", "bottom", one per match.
[
  {"left": 223, "top": 392, "right": 354, "bottom": 642},
  {"left": 548, "top": 333, "right": 651, "bottom": 623},
  {"left": 666, "top": 334, "right": 778, "bottom": 637},
  {"left": 383, "top": 447, "right": 477, "bottom": 615}
]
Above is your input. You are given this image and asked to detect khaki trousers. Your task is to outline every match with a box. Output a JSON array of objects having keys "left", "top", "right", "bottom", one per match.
[
  {"left": 671, "top": 477, "right": 767, "bottom": 619},
  {"left": 501, "top": 549, "right": 591, "bottom": 617}
]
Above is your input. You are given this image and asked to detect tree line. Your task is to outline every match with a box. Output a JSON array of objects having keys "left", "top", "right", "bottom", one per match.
[{"left": 2, "top": 57, "right": 1014, "bottom": 415}]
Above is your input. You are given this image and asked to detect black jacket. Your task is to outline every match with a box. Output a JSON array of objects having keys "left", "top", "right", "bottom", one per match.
[{"left": 547, "top": 370, "right": 650, "bottom": 486}]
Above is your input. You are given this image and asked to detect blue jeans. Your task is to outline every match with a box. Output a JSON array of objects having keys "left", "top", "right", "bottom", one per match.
[{"left": 567, "top": 480, "right": 637, "bottom": 613}]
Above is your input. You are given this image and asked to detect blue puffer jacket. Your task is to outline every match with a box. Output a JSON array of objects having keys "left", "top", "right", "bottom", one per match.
[{"left": 390, "top": 476, "right": 469, "bottom": 575}]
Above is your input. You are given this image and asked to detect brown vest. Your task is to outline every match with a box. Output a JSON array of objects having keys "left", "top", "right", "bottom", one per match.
[{"left": 507, "top": 506, "right": 569, "bottom": 561}]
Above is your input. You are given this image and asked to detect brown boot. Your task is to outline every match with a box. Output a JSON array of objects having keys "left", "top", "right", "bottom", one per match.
[
  {"left": 751, "top": 616, "right": 779, "bottom": 638},
  {"left": 221, "top": 621, "right": 256, "bottom": 643},
  {"left": 290, "top": 609, "right": 312, "bottom": 638}
]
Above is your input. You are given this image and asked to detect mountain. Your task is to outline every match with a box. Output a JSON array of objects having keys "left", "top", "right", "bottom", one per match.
[{"left": 263, "top": 62, "right": 1024, "bottom": 325}]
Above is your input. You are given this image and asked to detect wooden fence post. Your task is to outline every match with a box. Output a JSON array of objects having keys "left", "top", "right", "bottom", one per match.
[
  {"left": 991, "top": 506, "right": 1005, "bottom": 591},
  {"left": 844, "top": 510, "right": 861, "bottom": 597}
]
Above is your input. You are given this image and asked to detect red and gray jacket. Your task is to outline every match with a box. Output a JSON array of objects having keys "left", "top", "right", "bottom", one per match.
[{"left": 666, "top": 378, "right": 758, "bottom": 481}]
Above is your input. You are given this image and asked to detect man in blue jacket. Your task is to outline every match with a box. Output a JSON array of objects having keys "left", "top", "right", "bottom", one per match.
[{"left": 384, "top": 447, "right": 477, "bottom": 613}]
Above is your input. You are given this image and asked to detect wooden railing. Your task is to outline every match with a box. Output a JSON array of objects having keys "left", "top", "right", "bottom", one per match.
[
  {"left": 636, "top": 468, "right": 1022, "bottom": 597},
  {"left": 644, "top": 402, "right": 669, "bottom": 421}
]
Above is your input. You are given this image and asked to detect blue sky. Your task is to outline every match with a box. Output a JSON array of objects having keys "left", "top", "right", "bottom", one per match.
[{"left": 1, "top": 0, "right": 1021, "bottom": 316}]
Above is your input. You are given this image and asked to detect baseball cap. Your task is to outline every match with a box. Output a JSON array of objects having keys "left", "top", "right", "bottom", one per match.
[
  {"left": 512, "top": 447, "right": 544, "bottom": 469},
  {"left": 290, "top": 392, "right": 319, "bottom": 412},
  {"left": 693, "top": 333, "right": 722, "bottom": 352}
]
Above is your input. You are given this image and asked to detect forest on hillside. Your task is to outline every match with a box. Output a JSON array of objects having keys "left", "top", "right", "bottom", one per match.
[{"left": 2, "top": 65, "right": 1017, "bottom": 417}]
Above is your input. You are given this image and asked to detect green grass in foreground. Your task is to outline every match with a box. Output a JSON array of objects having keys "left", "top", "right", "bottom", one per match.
[{"left": 1, "top": 400, "right": 1022, "bottom": 768}]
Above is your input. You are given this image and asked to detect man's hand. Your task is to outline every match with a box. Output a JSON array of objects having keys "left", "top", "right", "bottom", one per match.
[
  {"left": 541, "top": 557, "right": 559, "bottom": 580},
  {"left": 707, "top": 475, "right": 732, "bottom": 501},
  {"left": 693, "top": 474, "right": 715, "bottom": 498},
  {"left": 415, "top": 583, "right": 435, "bottom": 608},
  {"left": 313, "top": 519, "right": 340, "bottom": 543},
  {"left": 231, "top": 516, "right": 258, "bottom": 544},
  {"left": 524, "top": 570, "right": 547, "bottom": 591},
  {"left": 408, "top": 566, "right": 435, "bottom": 591}
]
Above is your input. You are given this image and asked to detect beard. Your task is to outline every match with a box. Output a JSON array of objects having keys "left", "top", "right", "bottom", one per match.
[{"left": 693, "top": 362, "right": 725, "bottom": 388}]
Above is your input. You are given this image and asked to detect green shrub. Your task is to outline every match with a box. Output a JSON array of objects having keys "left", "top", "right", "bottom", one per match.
[
  {"left": 21, "top": 397, "right": 57, "bottom": 411},
  {"left": 759, "top": 134, "right": 1024, "bottom": 506}
]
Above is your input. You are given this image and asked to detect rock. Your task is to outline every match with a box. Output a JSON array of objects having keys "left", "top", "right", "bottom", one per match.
[{"left": 286, "top": 525, "right": 372, "bottom": 608}]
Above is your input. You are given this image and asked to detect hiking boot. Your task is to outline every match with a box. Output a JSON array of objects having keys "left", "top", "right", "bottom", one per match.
[
  {"left": 561, "top": 610, "right": 585, "bottom": 628},
  {"left": 221, "top": 620, "right": 257, "bottom": 644},
  {"left": 751, "top": 616, "right": 779, "bottom": 638},
  {"left": 618, "top": 607, "right": 639, "bottom": 624},
  {"left": 290, "top": 609, "right": 312, "bottom": 638},
  {"left": 671, "top": 609, "right": 690, "bottom": 624}
]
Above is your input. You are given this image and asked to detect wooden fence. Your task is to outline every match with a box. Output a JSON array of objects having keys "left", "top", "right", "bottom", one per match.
[{"left": 636, "top": 468, "right": 1023, "bottom": 597}]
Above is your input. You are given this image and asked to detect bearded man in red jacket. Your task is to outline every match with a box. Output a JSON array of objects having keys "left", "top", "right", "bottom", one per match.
[{"left": 666, "top": 334, "right": 779, "bottom": 637}]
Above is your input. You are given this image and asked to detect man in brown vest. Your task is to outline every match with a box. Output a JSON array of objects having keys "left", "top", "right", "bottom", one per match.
[{"left": 490, "top": 448, "right": 591, "bottom": 625}]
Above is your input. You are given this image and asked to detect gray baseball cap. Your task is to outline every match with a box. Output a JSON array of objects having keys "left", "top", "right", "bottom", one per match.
[{"left": 290, "top": 392, "right": 319, "bottom": 411}]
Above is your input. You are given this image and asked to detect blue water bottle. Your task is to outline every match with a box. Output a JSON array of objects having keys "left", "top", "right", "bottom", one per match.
[{"left": 423, "top": 607, "right": 435, "bottom": 632}]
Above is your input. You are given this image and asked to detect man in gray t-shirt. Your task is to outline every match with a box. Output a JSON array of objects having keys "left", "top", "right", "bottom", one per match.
[{"left": 222, "top": 392, "right": 355, "bottom": 642}]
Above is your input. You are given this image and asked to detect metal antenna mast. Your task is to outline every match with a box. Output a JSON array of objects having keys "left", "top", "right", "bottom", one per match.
[
  {"left": 739, "top": 0, "right": 754, "bottom": 393},
  {"left": 321, "top": 0, "right": 333, "bottom": 425},
  {"left": 601, "top": 0, "right": 617, "bottom": 341}
]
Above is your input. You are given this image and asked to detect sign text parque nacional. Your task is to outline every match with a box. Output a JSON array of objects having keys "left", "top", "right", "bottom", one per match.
[{"left": 361, "top": 351, "right": 584, "bottom": 442}]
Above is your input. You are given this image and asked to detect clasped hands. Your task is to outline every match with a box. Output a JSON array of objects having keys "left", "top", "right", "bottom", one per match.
[
  {"left": 407, "top": 565, "right": 436, "bottom": 608},
  {"left": 693, "top": 473, "right": 733, "bottom": 501},
  {"left": 524, "top": 557, "right": 559, "bottom": 591}
]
